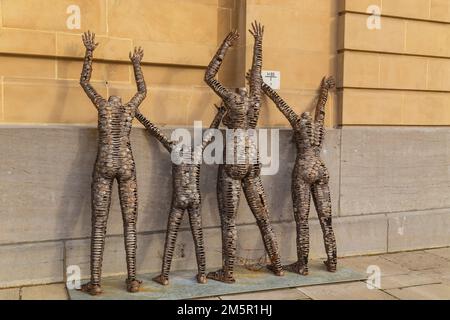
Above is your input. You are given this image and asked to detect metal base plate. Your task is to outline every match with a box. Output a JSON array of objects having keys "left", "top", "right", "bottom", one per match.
[{"left": 68, "top": 261, "right": 366, "bottom": 300}]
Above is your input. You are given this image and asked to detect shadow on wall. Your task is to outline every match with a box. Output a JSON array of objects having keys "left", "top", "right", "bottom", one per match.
[{"left": 56, "top": 128, "right": 96, "bottom": 241}]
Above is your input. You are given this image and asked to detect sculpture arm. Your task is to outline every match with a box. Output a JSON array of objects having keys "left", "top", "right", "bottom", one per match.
[
  {"left": 80, "top": 31, "right": 105, "bottom": 107},
  {"left": 261, "top": 82, "right": 299, "bottom": 127},
  {"left": 204, "top": 31, "right": 239, "bottom": 103},
  {"left": 128, "top": 47, "right": 147, "bottom": 107},
  {"left": 135, "top": 110, "right": 173, "bottom": 153},
  {"left": 248, "top": 21, "right": 264, "bottom": 100},
  {"left": 202, "top": 103, "right": 227, "bottom": 149},
  {"left": 315, "top": 76, "right": 335, "bottom": 127}
]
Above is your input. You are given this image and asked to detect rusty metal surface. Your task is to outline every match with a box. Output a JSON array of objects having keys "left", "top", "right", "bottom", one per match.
[
  {"left": 204, "top": 21, "right": 283, "bottom": 284},
  {"left": 79, "top": 31, "right": 147, "bottom": 295},
  {"left": 262, "top": 76, "right": 338, "bottom": 275}
]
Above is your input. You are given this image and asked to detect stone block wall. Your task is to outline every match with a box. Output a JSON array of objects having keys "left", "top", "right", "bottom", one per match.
[{"left": 1, "top": 127, "right": 449, "bottom": 288}]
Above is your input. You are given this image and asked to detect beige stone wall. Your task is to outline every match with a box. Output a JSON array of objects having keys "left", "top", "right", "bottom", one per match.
[
  {"left": 0, "top": 0, "right": 338, "bottom": 127},
  {"left": 3, "top": 0, "right": 446, "bottom": 127},
  {"left": 339, "top": 0, "right": 450, "bottom": 125},
  {"left": 247, "top": 0, "right": 339, "bottom": 127}
]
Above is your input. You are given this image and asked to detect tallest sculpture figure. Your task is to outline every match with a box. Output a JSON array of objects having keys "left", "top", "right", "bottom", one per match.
[{"left": 204, "top": 22, "right": 284, "bottom": 283}]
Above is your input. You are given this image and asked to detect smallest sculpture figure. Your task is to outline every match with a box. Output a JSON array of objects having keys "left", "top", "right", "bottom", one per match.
[
  {"left": 136, "top": 104, "right": 226, "bottom": 285},
  {"left": 261, "top": 75, "right": 338, "bottom": 275}
]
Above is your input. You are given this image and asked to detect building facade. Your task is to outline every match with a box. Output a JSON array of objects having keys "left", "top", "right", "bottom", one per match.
[{"left": 0, "top": 0, "right": 449, "bottom": 287}]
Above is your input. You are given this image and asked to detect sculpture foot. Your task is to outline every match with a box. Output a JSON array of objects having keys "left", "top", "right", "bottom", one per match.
[
  {"left": 80, "top": 282, "right": 103, "bottom": 296},
  {"left": 152, "top": 274, "right": 169, "bottom": 286},
  {"left": 207, "top": 269, "right": 235, "bottom": 284},
  {"left": 324, "top": 260, "right": 337, "bottom": 273},
  {"left": 266, "top": 264, "right": 284, "bottom": 277},
  {"left": 197, "top": 273, "right": 207, "bottom": 284},
  {"left": 126, "top": 278, "right": 142, "bottom": 293},
  {"left": 284, "top": 262, "right": 309, "bottom": 275}
]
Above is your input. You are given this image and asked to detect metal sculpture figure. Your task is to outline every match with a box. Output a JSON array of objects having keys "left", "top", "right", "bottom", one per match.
[
  {"left": 261, "top": 76, "right": 337, "bottom": 275},
  {"left": 79, "top": 31, "right": 146, "bottom": 295},
  {"left": 204, "top": 21, "right": 284, "bottom": 283},
  {"left": 135, "top": 104, "right": 226, "bottom": 286}
]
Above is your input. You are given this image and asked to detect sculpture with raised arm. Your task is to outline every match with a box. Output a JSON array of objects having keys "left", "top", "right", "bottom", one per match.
[
  {"left": 204, "top": 21, "right": 284, "bottom": 283},
  {"left": 79, "top": 31, "right": 147, "bottom": 295},
  {"left": 261, "top": 76, "right": 338, "bottom": 275},
  {"left": 135, "top": 104, "right": 226, "bottom": 286}
]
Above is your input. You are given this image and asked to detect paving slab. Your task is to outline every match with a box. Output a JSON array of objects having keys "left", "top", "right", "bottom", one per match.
[
  {"left": 420, "top": 268, "right": 450, "bottom": 285},
  {"left": 68, "top": 261, "right": 365, "bottom": 300},
  {"left": 435, "top": 268, "right": 450, "bottom": 284},
  {"left": 425, "top": 247, "right": 450, "bottom": 260},
  {"left": 21, "top": 283, "right": 68, "bottom": 300},
  {"left": 339, "top": 255, "right": 410, "bottom": 276},
  {"left": 0, "top": 288, "right": 20, "bottom": 300},
  {"left": 375, "top": 272, "right": 441, "bottom": 290},
  {"left": 298, "top": 281, "right": 396, "bottom": 300},
  {"left": 386, "top": 284, "right": 450, "bottom": 300},
  {"left": 220, "top": 288, "right": 309, "bottom": 300},
  {"left": 383, "top": 251, "right": 450, "bottom": 271}
]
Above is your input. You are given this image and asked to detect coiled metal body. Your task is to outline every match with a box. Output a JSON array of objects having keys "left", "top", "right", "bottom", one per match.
[
  {"left": 204, "top": 23, "right": 283, "bottom": 284},
  {"left": 135, "top": 107, "right": 225, "bottom": 285},
  {"left": 262, "top": 77, "right": 337, "bottom": 275}
]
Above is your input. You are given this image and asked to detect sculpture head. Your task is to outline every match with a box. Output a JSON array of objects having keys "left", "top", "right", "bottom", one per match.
[{"left": 108, "top": 95, "right": 122, "bottom": 105}]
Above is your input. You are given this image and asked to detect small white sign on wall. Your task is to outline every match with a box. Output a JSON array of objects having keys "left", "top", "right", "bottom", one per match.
[{"left": 262, "top": 70, "right": 281, "bottom": 90}]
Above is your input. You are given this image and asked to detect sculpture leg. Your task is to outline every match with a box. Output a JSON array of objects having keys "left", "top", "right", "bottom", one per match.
[
  {"left": 312, "top": 181, "right": 337, "bottom": 272},
  {"left": 118, "top": 174, "right": 141, "bottom": 292},
  {"left": 188, "top": 206, "right": 207, "bottom": 284},
  {"left": 81, "top": 175, "right": 113, "bottom": 296},
  {"left": 287, "top": 177, "right": 311, "bottom": 275},
  {"left": 153, "top": 206, "right": 184, "bottom": 286},
  {"left": 207, "top": 166, "right": 241, "bottom": 283},
  {"left": 242, "top": 174, "right": 283, "bottom": 276}
]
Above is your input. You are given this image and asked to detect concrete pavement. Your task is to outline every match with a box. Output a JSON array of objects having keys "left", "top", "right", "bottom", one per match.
[{"left": 2, "top": 248, "right": 449, "bottom": 300}]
